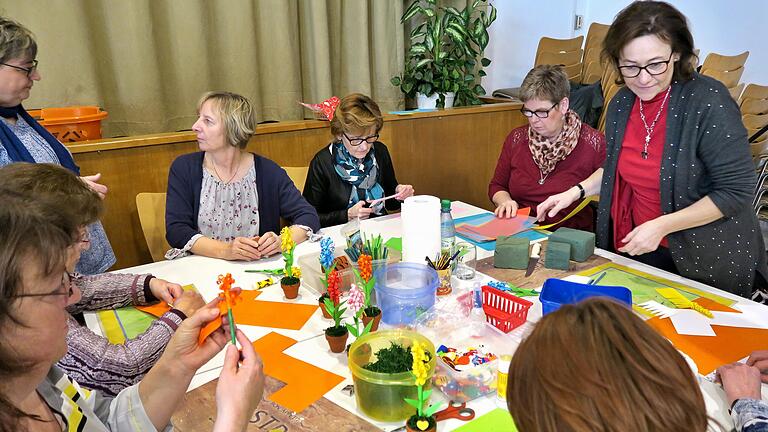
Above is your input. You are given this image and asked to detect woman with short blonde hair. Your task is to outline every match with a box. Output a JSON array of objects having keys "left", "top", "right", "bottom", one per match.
[
  {"left": 488, "top": 64, "right": 606, "bottom": 230},
  {"left": 165, "top": 91, "right": 320, "bottom": 261}
]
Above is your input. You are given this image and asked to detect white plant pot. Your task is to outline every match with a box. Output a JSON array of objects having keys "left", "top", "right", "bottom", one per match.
[{"left": 416, "top": 92, "right": 455, "bottom": 109}]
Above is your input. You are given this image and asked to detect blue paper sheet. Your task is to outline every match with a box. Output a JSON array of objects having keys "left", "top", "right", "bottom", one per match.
[{"left": 454, "top": 212, "right": 548, "bottom": 251}]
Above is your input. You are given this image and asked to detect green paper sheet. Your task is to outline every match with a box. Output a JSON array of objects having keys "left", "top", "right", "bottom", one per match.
[
  {"left": 385, "top": 237, "right": 402, "bottom": 252},
  {"left": 454, "top": 408, "right": 517, "bottom": 432}
]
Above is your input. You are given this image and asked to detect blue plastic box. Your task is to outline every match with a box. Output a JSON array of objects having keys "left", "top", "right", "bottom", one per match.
[
  {"left": 539, "top": 278, "right": 632, "bottom": 315},
  {"left": 375, "top": 263, "right": 438, "bottom": 325}
]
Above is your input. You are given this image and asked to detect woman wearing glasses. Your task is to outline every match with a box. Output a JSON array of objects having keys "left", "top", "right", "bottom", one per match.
[
  {"left": 488, "top": 64, "right": 606, "bottom": 230},
  {"left": 0, "top": 17, "right": 115, "bottom": 275},
  {"left": 537, "top": 1, "right": 768, "bottom": 301},
  {"left": 0, "top": 188, "right": 264, "bottom": 432},
  {"left": 165, "top": 91, "right": 320, "bottom": 261},
  {"left": 303, "top": 93, "right": 414, "bottom": 227}
]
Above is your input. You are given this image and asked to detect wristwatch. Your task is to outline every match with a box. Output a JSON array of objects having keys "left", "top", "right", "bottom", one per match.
[{"left": 575, "top": 183, "right": 585, "bottom": 200}]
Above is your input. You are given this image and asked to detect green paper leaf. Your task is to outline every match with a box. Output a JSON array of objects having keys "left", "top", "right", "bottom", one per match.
[
  {"left": 424, "top": 402, "right": 442, "bottom": 418},
  {"left": 422, "top": 389, "right": 433, "bottom": 400},
  {"left": 404, "top": 398, "right": 421, "bottom": 409}
]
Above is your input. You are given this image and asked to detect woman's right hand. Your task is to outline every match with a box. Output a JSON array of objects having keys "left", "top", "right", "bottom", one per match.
[
  {"left": 747, "top": 350, "right": 768, "bottom": 383},
  {"left": 494, "top": 199, "right": 519, "bottom": 219},
  {"left": 536, "top": 187, "right": 580, "bottom": 222},
  {"left": 227, "top": 237, "right": 262, "bottom": 261},
  {"left": 214, "top": 330, "right": 265, "bottom": 431},
  {"left": 347, "top": 201, "right": 373, "bottom": 220}
]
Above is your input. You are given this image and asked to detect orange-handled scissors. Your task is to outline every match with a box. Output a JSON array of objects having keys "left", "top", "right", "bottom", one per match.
[{"left": 433, "top": 400, "right": 475, "bottom": 423}]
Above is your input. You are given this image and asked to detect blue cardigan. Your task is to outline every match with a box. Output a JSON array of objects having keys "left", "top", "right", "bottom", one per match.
[{"left": 165, "top": 152, "right": 320, "bottom": 248}]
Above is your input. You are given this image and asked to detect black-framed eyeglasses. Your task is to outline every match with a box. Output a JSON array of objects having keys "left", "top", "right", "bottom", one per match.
[
  {"left": 520, "top": 101, "right": 559, "bottom": 119},
  {"left": 0, "top": 59, "right": 38, "bottom": 77},
  {"left": 343, "top": 132, "right": 379, "bottom": 147},
  {"left": 618, "top": 53, "right": 674, "bottom": 78},
  {"left": 11, "top": 272, "right": 73, "bottom": 300}
]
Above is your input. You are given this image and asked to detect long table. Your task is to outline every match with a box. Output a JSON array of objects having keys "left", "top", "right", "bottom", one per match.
[{"left": 86, "top": 201, "right": 766, "bottom": 431}]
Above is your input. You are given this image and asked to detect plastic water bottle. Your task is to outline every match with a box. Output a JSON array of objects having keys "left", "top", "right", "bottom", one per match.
[{"left": 440, "top": 199, "right": 455, "bottom": 255}]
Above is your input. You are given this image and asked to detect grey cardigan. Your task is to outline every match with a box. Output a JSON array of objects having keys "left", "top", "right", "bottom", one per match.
[{"left": 597, "top": 73, "right": 768, "bottom": 298}]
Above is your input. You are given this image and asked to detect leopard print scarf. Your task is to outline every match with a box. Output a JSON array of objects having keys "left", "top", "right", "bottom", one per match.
[{"left": 528, "top": 110, "right": 582, "bottom": 179}]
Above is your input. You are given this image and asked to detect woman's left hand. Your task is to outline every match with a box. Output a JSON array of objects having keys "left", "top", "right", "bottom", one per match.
[
  {"left": 618, "top": 218, "right": 668, "bottom": 256},
  {"left": 163, "top": 299, "right": 228, "bottom": 376},
  {"left": 256, "top": 231, "right": 281, "bottom": 257},
  {"left": 149, "top": 278, "right": 184, "bottom": 304},
  {"left": 394, "top": 184, "right": 414, "bottom": 201}
]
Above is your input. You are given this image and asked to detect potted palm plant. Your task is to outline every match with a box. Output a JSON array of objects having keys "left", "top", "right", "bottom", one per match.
[{"left": 391, "top": 0, "right": 497, "bottom": 109}]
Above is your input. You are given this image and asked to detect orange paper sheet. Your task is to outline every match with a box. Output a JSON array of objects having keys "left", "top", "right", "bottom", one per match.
[
  {"left": 648, "top": 298, "right": 768, "bottom": 375},
  {"left": 253, "top": 332, "right": 345, "bottom": 413}
]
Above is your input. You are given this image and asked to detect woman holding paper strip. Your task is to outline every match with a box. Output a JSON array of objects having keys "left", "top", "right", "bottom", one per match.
[
  {"left": 488, "top": 64, "right": 606, "bottom": 231},
  {"left": 0, "top": 162, "right": 205, "bottom": 397},
  {"left": 303, "top": 93, "right": 414, "bottom": 227},
  {"left": 536, "top": 1, "right": 768, "bottom": 301},
  {"left": 0, "top": 188, "right": 265, "bottom": 432}
]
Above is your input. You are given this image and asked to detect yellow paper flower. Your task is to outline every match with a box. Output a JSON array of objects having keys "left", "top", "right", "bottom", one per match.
[
  {"left": 291, "top": 266, "right": 302, "bottom": 278},
  {"left": 280, "top": 227, "right": 294, "bottom": 253},
  {"left": 411, "top": 341, "right": 429, "bottom": 386}
]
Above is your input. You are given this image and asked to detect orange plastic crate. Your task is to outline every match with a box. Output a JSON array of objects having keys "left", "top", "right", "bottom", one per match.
[{"left": 28, "top": 106, "right": 108, "bottom": 142}]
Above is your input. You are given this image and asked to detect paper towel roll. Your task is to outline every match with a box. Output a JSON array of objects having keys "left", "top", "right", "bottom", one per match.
[{"left": 401, "top": 195, "right": 441, "bottom": 263}]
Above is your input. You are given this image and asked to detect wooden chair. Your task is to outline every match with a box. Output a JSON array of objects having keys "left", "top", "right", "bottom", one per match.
[
  {"left": 741, "top": 84, "right": 768, "bottom": 103},
  {"left": 136, "top": 192, "right": 170, "bottom": 262},
  {"left": 729, "top": 83, "right": 745, "bottom": 101},
  {"left": 283, "top": 166, "right": 309, "bottom": 194},
  {"left": 598, "top": 61, "right": 622, "bottom": 132},
  {"left": 537, "top": 50, "right": 583, "bottom": 81},
  {"left": 740, "top": 84, "right": 768, "bottom": 114},
  {"left": 701, "top": 51, "right": 749, "bottom": 90},
  {"left": 744, "top": 114, "right": 768, "bottom": 139},
  {"left": 579, "top": 23, "right": 610, "bottom": 84}
]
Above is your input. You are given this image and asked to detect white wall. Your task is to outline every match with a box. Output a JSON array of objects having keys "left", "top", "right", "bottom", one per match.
[{"left": 483, "top": 0, "right": 768, "bottom": 94}]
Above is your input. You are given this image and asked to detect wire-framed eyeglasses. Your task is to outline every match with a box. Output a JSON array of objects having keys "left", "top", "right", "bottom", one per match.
[
  {"left": 0, "top": 59, "right": 38, "bottom": 77},
  {"left": 10, "top": 272, "right": 73, "bottom": 300}
]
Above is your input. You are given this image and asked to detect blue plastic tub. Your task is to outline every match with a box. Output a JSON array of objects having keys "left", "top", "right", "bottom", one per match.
[
  {"left": 539, "top": 278, "right": 632, "bottom": 315},
  {"left": 375, "top": 263, "right": 438, "bottom": 325}
]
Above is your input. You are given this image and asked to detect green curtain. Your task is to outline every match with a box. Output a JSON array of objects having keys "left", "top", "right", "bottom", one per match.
[{"left": 0, "top": 0, "right": 405, "bottom": 136}]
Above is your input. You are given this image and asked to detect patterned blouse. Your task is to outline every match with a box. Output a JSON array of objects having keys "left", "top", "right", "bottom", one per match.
[
  {"left": 0, "top": 116, "right": 116, "bottom": 274},
  {"left": 166, "top": 165, "right": 259, "bottom": 259}
]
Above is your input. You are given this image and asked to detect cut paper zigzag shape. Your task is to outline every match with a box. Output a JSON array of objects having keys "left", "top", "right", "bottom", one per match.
[
  {"left": 648, "top": 298, "right": 768, "bottom": 375},
  {"left": 253, "top": 332, "right": 345, "bottom": 413}
]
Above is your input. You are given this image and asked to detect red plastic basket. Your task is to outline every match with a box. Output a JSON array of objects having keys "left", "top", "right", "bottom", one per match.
[{"left": 481, "top": 285, "right": 533, "bottom": 333}]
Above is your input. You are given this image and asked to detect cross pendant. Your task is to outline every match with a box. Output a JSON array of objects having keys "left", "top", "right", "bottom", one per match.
[{"left": 641, "top": 151, "right": 648, "bottom": 159}]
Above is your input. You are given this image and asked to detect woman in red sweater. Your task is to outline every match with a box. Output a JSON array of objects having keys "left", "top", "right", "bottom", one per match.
[{"left": 488, "top": 64, "right": 606, "bottom": 231}]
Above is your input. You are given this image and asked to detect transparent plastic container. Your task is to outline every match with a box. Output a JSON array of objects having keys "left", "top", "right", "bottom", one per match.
[
  {"left": 348, "top": 329, "right": 436, "bottom": 422},
  {"left": 415, "top": 319, "right": 514, "bottom": 402},
  {"left": 375, "top": 263, "right": 438, "bottom": 325},
  {"left": 297, "top": 247, "right": 400, "bottom": 296}
]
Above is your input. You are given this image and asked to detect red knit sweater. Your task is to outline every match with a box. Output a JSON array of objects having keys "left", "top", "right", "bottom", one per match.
[{"left": 489, "top": 123, "right": 606, "bottom": 231}]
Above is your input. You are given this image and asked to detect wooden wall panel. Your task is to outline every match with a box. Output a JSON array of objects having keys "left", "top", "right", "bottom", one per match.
[{"left": 68, "top": 103, "right": 525, "bottom": 269}]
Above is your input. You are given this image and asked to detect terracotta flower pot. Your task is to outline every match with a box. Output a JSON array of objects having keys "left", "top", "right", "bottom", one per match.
[
  {"left": 325, "top": 326, "right": 349, "bottom": 353},
  {"left": 406, "top": 416, "right": 436, "bottom": 432},
  {"left": 319, "top": 299, "right": 332, "bottom": 319},
  {"left": 362, "top": 308, "right": 382, "bottom": 332},
  {"left": 280, "top": 277, "right": 300, "bottom": 299}
]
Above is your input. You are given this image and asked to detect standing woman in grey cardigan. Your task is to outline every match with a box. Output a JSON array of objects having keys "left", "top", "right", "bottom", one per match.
[{"left": 537, "top": 1, "right": 768, "bottom": 301}]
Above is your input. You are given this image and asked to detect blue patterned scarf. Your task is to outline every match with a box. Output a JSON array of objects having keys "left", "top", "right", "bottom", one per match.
[{"left": 331, "top": 141, "right": 385, "bottom": 214}]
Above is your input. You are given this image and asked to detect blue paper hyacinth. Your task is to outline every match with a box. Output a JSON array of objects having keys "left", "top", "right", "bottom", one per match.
[{"left": 319, "top": 237, "right": 335, "bottom": 271}]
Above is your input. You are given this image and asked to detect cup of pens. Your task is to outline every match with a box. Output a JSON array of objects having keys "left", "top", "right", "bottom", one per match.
[{"left": 427, "top": 250, "right": 457, "bottom": 296}]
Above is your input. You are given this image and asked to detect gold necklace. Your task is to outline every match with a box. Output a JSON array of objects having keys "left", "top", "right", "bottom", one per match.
[{"left": 209, "top": 154, "right": 241, "bottom": 184}]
